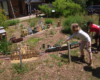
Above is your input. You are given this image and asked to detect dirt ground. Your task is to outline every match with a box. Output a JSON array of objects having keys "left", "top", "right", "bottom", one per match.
[{"left": 0, "top": 23, "right": 100, "bottom": 80}]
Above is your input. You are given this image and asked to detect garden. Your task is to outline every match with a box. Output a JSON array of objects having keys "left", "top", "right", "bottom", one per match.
[{"left": 0, "top": 0, "right": 100, "bottom": 80}]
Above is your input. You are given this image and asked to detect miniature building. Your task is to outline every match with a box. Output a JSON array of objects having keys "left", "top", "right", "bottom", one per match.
[
  {"left": 0, "top": 27, "right": 7, "bottom": 40},
  {"left": 21, "top": 29, "right": 28, "bottom": 37}
]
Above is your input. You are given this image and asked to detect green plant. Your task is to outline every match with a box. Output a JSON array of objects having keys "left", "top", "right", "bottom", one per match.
[
  {"left": 28, "top": 19, "right": 31, "bottom": 23},
  {"left": 52, "top": 0, "right": 67, "bottom": 14},
  {"left": 49, "top": 30, "right": 54, "bottom": 35},
  {"left": 20, "top": 24, "right": 23, "bottom": 29},
  {"left": 30, "top": 22, "right": 35, "bottom": 27},
  {"left": 39, "top": 77, "right": 42, "bottom": 80},
  {"left": 0, "top": 8, "right": 8, "bottom": 29},
  {"left": 6, "top": 19, "right": 19, "bottom": 26},
  {"left": 62, "top": 14, "right": 94, "bottom": 34},
  {"left": 0, "top": 69, "right": 3, "bottom": 73},
  {"left": 50, "top": 64, "right": 54, "bottom": 68},
  {"left": 0, "top": 60, "right": 2, "bottom": 65},
  {"left": 45, "top": 19, "right": 52, "bottom": 24},
  {"left": 0, "top": 38, "right": 11, "bottom": 55},
  {"left": 57, "top": 61, "right": 63, "bottom": 67},
  {"left": 38, "top": 4, "right": 52, "bottom": 17},
  {"left": 12, "top": 63, "right": 28, "bottom": 74}
]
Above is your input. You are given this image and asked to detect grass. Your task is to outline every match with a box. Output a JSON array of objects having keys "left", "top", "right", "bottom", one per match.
[
  {"left": 25, "top": 37, "right": 42, "bottom": 47},
  {"left": 55, "top": 38, "right": 64, "bottom": 45},
  {"left": 0, "top": 60, "right": 2, "bottom": 65},
  {"left": 49, "top": 30, "right": 54, "bottom": 35},
  {"left": 12, "top": 63, "right": 28, "bottom": 74}
]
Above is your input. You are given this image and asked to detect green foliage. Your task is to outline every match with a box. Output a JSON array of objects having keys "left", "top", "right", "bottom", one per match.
[
  {"left": 49, "top": 30, "right": 54, "bottom": 35},
  {"left": 0, "top": 8, "right": 8, "bottom": 29},
  {"left": 30, "top": 22, "right": 35, "bottom": 27},
  {"left": 45, "top": 19, "right": 52, "bottom": 24},
  {"left": 12, "top": 63, "right": 28, "bottom": 74},
  {"left": 1, "top": 19, "right": 19, "bottom": 29},
  {"left": 72, "top": 0, "right": 87, "bottom": 9},
  {"left": 38, "top": 4, "right": 52, "bottom": 17},
  {"left": 63, "top": 2, "right": 82, "bottom": 17},
  {"left": 0, "top": 38, "right": 11, "bottom": 55},
  {"left": 26, "top": 38, "right": 42, "bottom": 46},
  {"left": 7, "top": 19, "right": 19, "bottom": 26},
  {"left": 39, "top": 0, "right": 82, "bottom": 17},
  {"left": 53, "top": 0, "right": 67, "bottom": 14},
  {"left": 63, "top": 14, "right": 94, "bottom": 34}
]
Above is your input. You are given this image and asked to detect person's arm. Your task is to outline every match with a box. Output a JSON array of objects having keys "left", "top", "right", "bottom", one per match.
[
  {"left": 63, "top": 34, "right": 75, "bottom": 43},
  {"left": 88, "top": 42, "right": 91, "bottom": 47},
  {"left": 99, "top": 26, "right": 100, "bottom": 36}
]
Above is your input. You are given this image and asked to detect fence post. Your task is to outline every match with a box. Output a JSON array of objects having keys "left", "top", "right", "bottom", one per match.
[
  {"left": 18, "top": 48, "right": 23, "bottom": 67},
  {"left": 67, "top": 41, "right": 71, "bottom": 64}
]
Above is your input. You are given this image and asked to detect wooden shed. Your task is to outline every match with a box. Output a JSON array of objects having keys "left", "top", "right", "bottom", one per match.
[{"left": 0, "top": 27, "right": 6, "bottom": 40}]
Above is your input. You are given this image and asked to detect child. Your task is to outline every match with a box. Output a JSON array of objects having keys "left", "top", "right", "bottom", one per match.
[
  {"left": 63, "top": 23, "right": 93, "bottom": 67},
  {"left": 87, "top": 21, "right": 100, "bottom": 51}
]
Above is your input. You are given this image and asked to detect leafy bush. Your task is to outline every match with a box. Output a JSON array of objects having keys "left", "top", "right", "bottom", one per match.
[
  {"left": 45, "top": 19, "right": 52, "bottom": 24},
  {"left": 0, "top": 8, "right": 8, "bottom": 29},
  {"left": 63, "top": 2, "right": 82, "bottom": 17},
  {"left": 38, "top": 4, "right": 52, "bottom": 17},
  {"left": 63, "top": 14, "right": 94, "bottom": 34},
  {"left": 0, "top": 38, "right": 12, "bottom": 55},
  {"left": 7, "top": 19, "right": 19, "bottom": 26},
  {"left": 52, "top": 0, "right": 67, "bottom": 14},
  {"left": 1, "top": 19, "right": 19, "bottom": 29}
]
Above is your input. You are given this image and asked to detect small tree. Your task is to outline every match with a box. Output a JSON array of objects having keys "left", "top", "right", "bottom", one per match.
[
  {"left": 38, "top": 4, "right": 52, "bottom": 17},
  {"left": 52, "top": 0, "right": 67, "bottom": 15},
  {"left": 66, "top": 2, "right": 82, "bottom": 15}
]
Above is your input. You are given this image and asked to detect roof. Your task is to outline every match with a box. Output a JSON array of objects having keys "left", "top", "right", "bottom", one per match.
[
  {"left": 25, "top": 0, "right": 44, "bottom": 3},
  {"left": 42, "top": 3, "right": 53, "bottom": 8},
  {"left": 0, "top": 29, "right": 6, "bottom": 34},
  {"left": 0, "top": 26, "right": 3, "bottom": 29},
  {"left": 0, "top": 0, "right": 7, "bottom": 1}
]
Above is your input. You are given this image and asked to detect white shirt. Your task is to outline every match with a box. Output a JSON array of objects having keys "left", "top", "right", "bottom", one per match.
[{"left": 67, "top": 30, "right": 91, "bottom": 42}]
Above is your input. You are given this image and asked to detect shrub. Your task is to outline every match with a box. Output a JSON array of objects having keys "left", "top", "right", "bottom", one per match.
[
  {"left": 45, "top": 19, "right": 52, "bottom": 24},
  {"left": 0, "top": 38, "right": 12, "bottom": 55},
  {"left": 63, "top": 2, "right": 82, "bottom": 17},
  {"left": 38, "top": 4, "right": 52, "bottom": 17},
  {"left": 7, "top": 19, "right": 19, "bottom": 26},
  {"left": 0, "top": 8, "right": 8, "bottom": 29},
  {"left": 63, "top": 14, "right": 94, "bottom": 34}
]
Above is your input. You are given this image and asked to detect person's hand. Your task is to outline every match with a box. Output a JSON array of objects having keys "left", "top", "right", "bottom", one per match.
[
  {"left": 62, "top": 41, "right": 66, "bottom": 44},
  {"left": 63, "top": 40, "right": 68, "bottom": 44}
]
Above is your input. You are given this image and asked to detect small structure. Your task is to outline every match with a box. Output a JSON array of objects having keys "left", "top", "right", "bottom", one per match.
[
  {"left": 0, "top": 27, "right": 6, "bottom": 40},
  {"left": 21, "top": 29, "right": 28, "bottom": 37}
]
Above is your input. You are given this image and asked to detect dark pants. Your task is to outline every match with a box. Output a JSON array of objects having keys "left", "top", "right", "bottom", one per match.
[{"left": 94, "top": 33, "right": 100, "bottom": 47}]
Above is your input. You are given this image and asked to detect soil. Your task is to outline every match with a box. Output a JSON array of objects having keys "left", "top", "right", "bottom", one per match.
[{"left": 0, "top": 23, "right": 100, "bottom": 80}]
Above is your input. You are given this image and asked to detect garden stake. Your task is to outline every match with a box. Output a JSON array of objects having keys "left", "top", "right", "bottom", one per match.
[
  {"left": 18, "top": 48, "right": 23, "bottom": 67},
  {"left": 67, "top": 41, "right": 71, "bottom": 64}
]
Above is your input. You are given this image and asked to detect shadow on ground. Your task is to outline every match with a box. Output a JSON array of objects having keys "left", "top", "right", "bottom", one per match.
[
  {"left": 84, "top": 66, "right": 100, "bottom": 79},
  {"left": 59, "top": 53, "right": 88, "bottom": 65}
]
